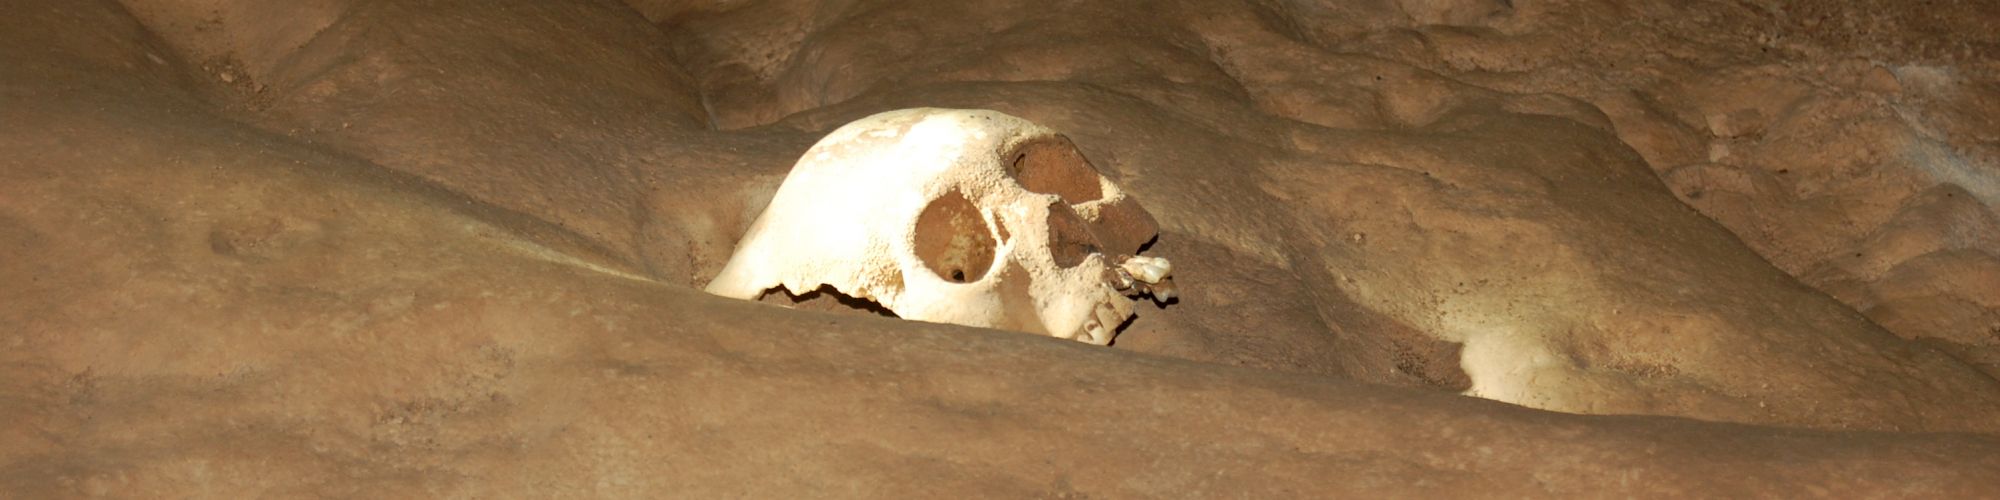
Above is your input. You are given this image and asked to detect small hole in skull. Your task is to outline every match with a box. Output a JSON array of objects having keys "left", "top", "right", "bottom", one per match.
[
  {"left": 913, "top": 189, "right": 998, "bottom": 283},
  {"left": 1007, "top": 136, "right": 1106, "bottom": 204}
]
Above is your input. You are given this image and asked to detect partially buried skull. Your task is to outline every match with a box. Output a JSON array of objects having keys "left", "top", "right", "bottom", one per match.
[{"left": 705, "top": 108, "right": 1175, "bottom": 344}]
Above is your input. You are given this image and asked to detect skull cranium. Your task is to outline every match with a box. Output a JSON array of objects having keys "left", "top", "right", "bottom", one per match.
[{"left": 704, "top": 108, "right": 1174, "bottom": 344}]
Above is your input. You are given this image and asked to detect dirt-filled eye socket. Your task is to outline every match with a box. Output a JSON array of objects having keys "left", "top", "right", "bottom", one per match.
[
  {"left": 913, "top": 189, "right": 997, "bottom": 283},
  {"left": 1006, "top": 136, "right": 1106, "bottom": 205}
]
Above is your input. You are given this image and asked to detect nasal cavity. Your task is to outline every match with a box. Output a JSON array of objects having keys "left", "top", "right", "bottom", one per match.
[
  {"left": 1046, "top": 204, "right": 1100, "bottom": 269},
  {"left": 914, "top": 190, "right": 998, "bottom": 283},
  {"left": 1007, "top": 136, "right": 1106, "bottom": 205}
]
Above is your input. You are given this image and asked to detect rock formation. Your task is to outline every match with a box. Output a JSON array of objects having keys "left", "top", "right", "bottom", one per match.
[{"left": 3, "top": 0, "right": 1998, "bottom": 495}]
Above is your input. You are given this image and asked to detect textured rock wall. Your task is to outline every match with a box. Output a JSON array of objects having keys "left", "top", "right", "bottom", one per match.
[{"left": 4, "top": 0, "right": 1998, "bottom": 496}]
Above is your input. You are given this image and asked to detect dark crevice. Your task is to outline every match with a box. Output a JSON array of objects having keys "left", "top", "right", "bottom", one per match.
[{"left": 757, "top": 284, "right": 900, "bottom": 319}]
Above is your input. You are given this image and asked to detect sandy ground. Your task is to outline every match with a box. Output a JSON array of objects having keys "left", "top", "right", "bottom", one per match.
[{"left": 4, "top": 0, "right": 1999, "bottom": 496}]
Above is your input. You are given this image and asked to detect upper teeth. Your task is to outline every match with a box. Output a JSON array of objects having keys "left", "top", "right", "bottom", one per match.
[
  {"left": 1121, "top": 256, "right": 1172, "bottom": 284},
  {"left": 1082, "top": 320, "right": 1106, "bottom": 343},
  {"left": 1148, "top": 278, "right": 1177, "bottom": 302}
]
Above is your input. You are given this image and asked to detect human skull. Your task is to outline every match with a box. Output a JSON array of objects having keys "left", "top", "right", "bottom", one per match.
[{"left": 705, "top": 108, "right": 1175, "bottom": 344}]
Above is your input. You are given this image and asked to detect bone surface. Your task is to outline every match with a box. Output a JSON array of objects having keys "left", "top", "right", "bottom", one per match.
[{"left": 706, "top": 108, "right": 1168, "bottom": 344}]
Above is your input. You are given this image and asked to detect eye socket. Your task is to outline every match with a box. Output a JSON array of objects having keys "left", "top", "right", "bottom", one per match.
[
  {"left": 913, "top": 190, "right": 997, "bottom": 283},
  {"left": 1006, "top": 136, "right": 1106, "bottom": 205}
]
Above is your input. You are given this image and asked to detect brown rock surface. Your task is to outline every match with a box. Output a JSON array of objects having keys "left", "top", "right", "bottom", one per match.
[{"left": 4, "top": 0, "right": 1999, "bottom": 496}]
